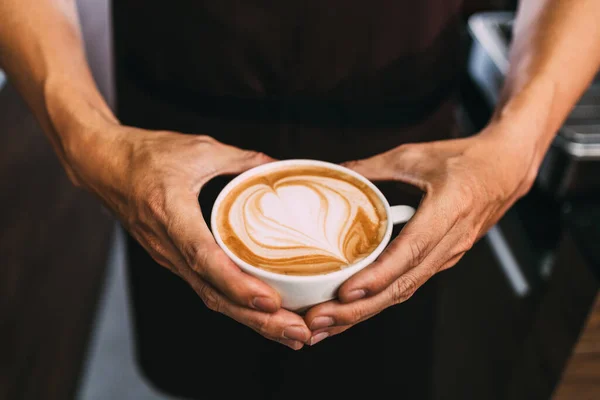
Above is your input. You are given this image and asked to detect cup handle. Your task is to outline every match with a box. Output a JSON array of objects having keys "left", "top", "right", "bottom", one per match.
[{"left": 390, "top": 205, "right": 416, "bottom": 225}]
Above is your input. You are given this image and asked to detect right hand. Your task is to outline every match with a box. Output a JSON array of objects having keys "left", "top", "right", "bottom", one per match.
[{"left": 67, "top": 124, "right": 311, "bottom": 350}]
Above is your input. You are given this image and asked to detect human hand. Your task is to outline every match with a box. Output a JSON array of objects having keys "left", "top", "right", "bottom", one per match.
[
  {"left": 304, "top": 125, "right": 540, "bottom": 345},
  {"left": 68, "top": 125, "right": 311, "bottom": 350}
]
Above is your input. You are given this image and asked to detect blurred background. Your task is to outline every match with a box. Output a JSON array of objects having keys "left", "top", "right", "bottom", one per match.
[{"left": 1, "top": 0, "right": 599, "bottom": 399}]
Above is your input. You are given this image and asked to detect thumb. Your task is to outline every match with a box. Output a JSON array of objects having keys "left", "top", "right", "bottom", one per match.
[
  {"left": 341, "top": 155, "right": 391, "bottom": 181},
  {"left": 342, "top": 145, "right": 430, "bottom": 186},
  {"left": 216, "top": 145, "right": 277, "bottom": 176}
]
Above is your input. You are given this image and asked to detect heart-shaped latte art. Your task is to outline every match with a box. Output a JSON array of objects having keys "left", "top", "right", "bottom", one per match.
[{"left": 219, "top": 170, "right": 387, "bottom": 275}]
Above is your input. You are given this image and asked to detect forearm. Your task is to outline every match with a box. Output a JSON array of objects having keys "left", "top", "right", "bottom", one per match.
[
  {"left": 0, "top": 0, "right": 118, "bottom": 183},
  {"left": 489, "top": 0, "right": 600, "bottom": 166}
]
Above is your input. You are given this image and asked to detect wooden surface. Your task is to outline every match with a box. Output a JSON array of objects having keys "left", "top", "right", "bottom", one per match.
[
  {"left": 0, "top": 0, "right": 114, "bottom": 399},
  {"left": 553, "top": 295, "right": 600, "bottom": 399}
]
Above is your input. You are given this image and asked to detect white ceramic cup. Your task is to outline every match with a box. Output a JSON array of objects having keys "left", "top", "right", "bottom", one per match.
[{"left": 211, "top": 159, "right": 415, "bottom": 311}]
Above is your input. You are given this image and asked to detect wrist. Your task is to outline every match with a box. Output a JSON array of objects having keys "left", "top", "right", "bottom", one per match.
[
  {"left": 486, "top": 75, "right": 558, "bottom": 163},
  {"left": 43, "top": 75, "right": 122, "bottom": 186}
]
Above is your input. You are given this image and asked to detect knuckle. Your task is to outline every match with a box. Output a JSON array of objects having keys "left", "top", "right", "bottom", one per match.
[
  {"left": 407, "top": 235, "right": 430, "bottom": 267},
  {"left": 392, "top": 274, "right": 419, "bottom": 303},
  {"left": 518, "top": 171, "right": 536, "bottom": 198},
  {"left": 131, "top": 179, "right": 167, "bottom": 224},
  {"left": 192, "top": 135, "right": 215, "bottom": 147},
  {"left": 456, "top": 231, "right": 477, "bottom": 254},
  {"left": 250, "top": 151, "right": 270, "bottom": 163},
  {"left": 255, "top": 314, "right": 275, "bottom": 337},
  {"left": 348, "top": 305, "right": 367, "bottom": 324},
  {"left": 456, "top": 182, "right": 476, "bottom": 212},
  {"left": 188, "top": 246, "right": 211, "bottom": 275},
  {"left": 146, "top": 185, "right": 166, "bottom": 215},
  {"left": 198, "top": 283, "right": 221, "bottom": 312},
  {"left": 179, "top": 240, "right": 216, "bottom": 275},
  {"left": 145, "top": 234, "right": 167, "bottom": 258}
]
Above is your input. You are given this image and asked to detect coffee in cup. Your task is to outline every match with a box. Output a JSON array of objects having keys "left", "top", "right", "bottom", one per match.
[
  {"left": 214, "top": 165, "right": 388, "bottom": 276},
  {"left": 211, "top": 160, "right": 415, "bottom": 310}
]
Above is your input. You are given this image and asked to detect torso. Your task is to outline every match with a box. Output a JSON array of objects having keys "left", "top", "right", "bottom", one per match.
[
  {"left": 114, "top": 0, "right": 463, "bottom": 104},
  {"left": 114, "top": 2, "right": 464, "bottom": 399}
]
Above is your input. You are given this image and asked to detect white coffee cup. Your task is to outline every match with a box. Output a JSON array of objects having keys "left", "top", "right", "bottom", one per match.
[{"left": 211, "top": 159, "right": 415, "bottom": 311}]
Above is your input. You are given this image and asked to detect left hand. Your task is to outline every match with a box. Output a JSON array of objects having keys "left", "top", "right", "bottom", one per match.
[{"left": 304, "top": 124, "right": 542, "bottom": 345}]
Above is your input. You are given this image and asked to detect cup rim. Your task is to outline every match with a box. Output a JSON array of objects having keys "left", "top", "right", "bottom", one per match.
[{"left": 210, "top": 159, "right": 393, "bottom": 283}]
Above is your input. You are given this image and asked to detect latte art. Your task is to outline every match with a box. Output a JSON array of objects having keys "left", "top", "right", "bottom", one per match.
[{"left": 217, "top": 167, "right": 387, "bottom": 275}]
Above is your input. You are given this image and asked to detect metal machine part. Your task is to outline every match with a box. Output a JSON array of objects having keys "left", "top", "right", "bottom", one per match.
[{"left": 0, "top": 70, "right": 6, "bottom": 92}]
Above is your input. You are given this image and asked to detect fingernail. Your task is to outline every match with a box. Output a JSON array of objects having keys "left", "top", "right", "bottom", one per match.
[
  {"left": 310, "top": 316, "right": 334, "bottom": 331},
  {"left": 283, "top": 325, "right": 308, "bottom": 342},
  {"left": 253, "top": 297, "right": 278, "bottom": 313},
  {"left": 285, "top": 340, "right": 303, "bottom": 350},
  {"left": 309, "top": 332, "right": 329, "bottom": 346},
  {"left": 346, "top": 289, "right": 366, "bottom": 302}
]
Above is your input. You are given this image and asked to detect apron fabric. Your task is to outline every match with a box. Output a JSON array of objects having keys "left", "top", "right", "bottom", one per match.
[{"left": 113, "top": 1, "right": 464, "bottom": 398}]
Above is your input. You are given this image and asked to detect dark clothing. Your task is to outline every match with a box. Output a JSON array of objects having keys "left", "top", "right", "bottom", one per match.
[{"left": 113, "top": 1, "right": 464, "bottom": 398}]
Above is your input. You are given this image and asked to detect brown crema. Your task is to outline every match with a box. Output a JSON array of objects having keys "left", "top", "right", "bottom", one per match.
[{"left": 216, "top": 166, "right": 388, "bottom": 275}]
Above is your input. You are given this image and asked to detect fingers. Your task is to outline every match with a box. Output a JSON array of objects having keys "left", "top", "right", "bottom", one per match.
[
  {"left": 168, "top": 193, "right": 282, "bottom": 312},
  {"left": 341, "top": 154, "right": 397, "bottom": 181},
  {"left": 212, "top": 142, "right": 276, "bottom": 176},
  {"left": 438, "top": 252, "right": 466, "bottom": 272},
  {"left": 279, "top": 338, "right": 305, "bottom": 350},
  {"left": 306, "top": 225, "right": 472, "bottom": 335},
  {"left": 383, "top": 227, "right": 470, "bottom": 301},
  {"left": 142, "top": 232, "right": 308, "bottom": 350},
  {"left": 341, "top": 144, "right": 434, "bottom": 189},
  {"left": 306, "top": 262, "right": 435, "bottom": 334},
  {"left": 305, "top": 298, "right": 379, "bottom": 332},
  {"left": 404, "top": 218, "right": 475, "bottom": 274},
  {"left": 181, "top": 269, "right": 311, "bottom": 350},
  {"left": 308, "top": 325, "right": 352, "bottom": 346},
  {"left": 338, "top": 194, "right": 456, "bottom": 302}
]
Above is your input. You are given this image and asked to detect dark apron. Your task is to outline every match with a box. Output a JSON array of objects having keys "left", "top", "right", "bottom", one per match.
[{"left": 113, "top": 1, "right": 463, "bottom": 398}]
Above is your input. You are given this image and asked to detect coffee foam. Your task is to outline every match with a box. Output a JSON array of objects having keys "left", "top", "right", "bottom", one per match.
[{"left": 217, "top": 166, "right": 387, "bottom": 275}]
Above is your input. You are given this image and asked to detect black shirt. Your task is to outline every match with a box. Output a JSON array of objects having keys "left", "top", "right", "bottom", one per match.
[{"left": 113, "top": 2, "right": 464, "bottom": 399}]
